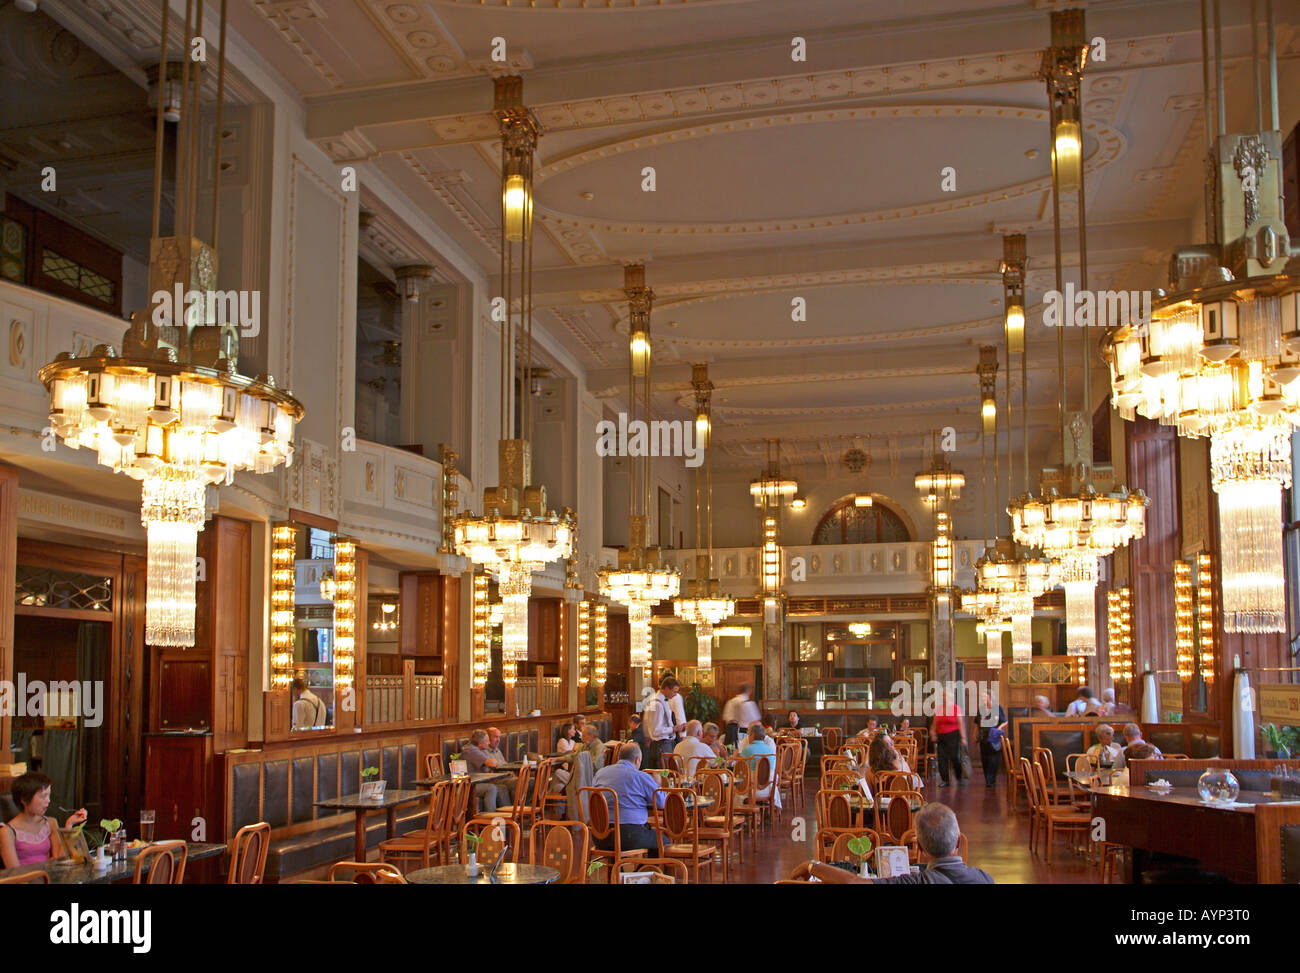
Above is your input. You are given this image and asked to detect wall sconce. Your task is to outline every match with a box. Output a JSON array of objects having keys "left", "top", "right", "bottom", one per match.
[
  {"left": 270, "top": 523, "right": 297, "bottom": 689},
  {"left": 333, "top": 538, "right": 356, "bottom": 690}
]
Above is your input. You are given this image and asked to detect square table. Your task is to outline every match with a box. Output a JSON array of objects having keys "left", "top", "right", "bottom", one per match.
[
  {"left": 412, "top": 771, "right": 510, "bottom": 788},
  {"left": 314, "top": 789, "right": 429, "bottom": 862},
  {"left": 7, "top": 842, "right": 227, "bottom": 884}
]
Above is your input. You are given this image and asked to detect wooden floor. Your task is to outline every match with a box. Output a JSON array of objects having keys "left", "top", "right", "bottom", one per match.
[{"left": 725, "top": 771, "right": 1102, "bottom": 885}]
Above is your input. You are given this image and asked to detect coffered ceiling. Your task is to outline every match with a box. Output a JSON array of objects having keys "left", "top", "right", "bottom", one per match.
[{"left": 21, "top": 0, "right": 1300, "bottom": 478}]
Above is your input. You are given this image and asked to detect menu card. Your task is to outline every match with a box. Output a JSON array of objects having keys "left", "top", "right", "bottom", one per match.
[{"left": 875, "top": 846, "right": 910, "bottom": 879}]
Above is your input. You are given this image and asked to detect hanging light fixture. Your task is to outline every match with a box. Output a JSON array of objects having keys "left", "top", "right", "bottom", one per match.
[
  {"left": 41, "top": 0, "right": 302, "bottom": 649},
  {"left": 915, "top": 433, "right": 965, "bottom": 603},
  {"left": 453, "top": 76, "right": 576, "bottom": 672},
  {"left": 1106, "top": 586, "right": 1133, "bottom": 682},
  {"left": 472, "top": 574, "right": 490, "bottom": 689},
  {"left": 597, "top": 265, "right": 681, "bottom": 673},
  {"left": 1104, "top": 0, "right": 1296, "bottom": 634},
  {"left": 674, "top": 364, "right": 734, "bottom": 665},
  {"left": 848, "top": 622, "right": 872, "bottom": 638},
  {"left": 1008, "top": 7, "right": 1148, "bottom": 655}
]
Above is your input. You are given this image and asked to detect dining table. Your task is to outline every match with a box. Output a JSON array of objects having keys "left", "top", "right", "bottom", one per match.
[
  {"left": 3, "top": 842, "right": 227, "bottom": 884},
  {"left": 405, "top": 862, "right": 560, "bottom": 885},
  {"left": 314, "top": 789, "right": 429, "bottom": 862},
  {"left": 412, "top": 771, "right": 510, "bottom": 788}
]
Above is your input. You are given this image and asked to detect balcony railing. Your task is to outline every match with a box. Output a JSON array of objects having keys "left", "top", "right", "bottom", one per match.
[
  {"left": 514, "top": 676, "right": 561, "bottom": 715},
  {"left": 363, "top": 661, "right": 444, "bottom": 726}
]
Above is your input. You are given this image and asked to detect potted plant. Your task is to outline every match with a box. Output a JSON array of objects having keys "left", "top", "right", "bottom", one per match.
[
  {"left": 360, "top": 766, "right": 386, "bottom": 801},
  {"left": 1262, "top": 723, "right": 1297, "bottom": 759},
  {"left": 683, "top": 683, "right": 720, "bottom": 725}
]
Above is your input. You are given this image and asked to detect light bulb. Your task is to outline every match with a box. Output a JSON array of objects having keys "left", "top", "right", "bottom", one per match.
[
  {"left": 1054, "top": 119, "right": 1082, "bottom": 192},
  {"left": 982, "top": 397, "right": 997, "bottom": 434},
  {"left": 1005, "top": 303, "right": 1025, "bottom": 354},
  {"left": 630, "top": 330, "right": 650, "bottom": 377},
  {"left": 503, "top": 173, "right": 530, "bottom": 242}
]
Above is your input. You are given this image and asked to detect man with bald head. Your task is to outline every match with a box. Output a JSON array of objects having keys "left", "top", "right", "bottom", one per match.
[
  {"left": 673, "top": 719, "right": 715, "bottom": 777},
  {"left": 591, "top": 742, "right": 666, "bottom": 853}
]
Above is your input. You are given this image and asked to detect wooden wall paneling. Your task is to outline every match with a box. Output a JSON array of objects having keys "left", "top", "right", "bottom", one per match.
[
  {"left": 1127, "top": 416, "right": 1180, "bottom": 681},
  {"left": 116, "top": 554, "right": 147, "bottom": 828},
  {"left": 211, "top": 517, "right": 251, "bottom": 750},
  {"left": 0, "top": 466, "right": 17, "bottom": 761},
  {"left": 399, "top": 572, "right": 418, "bottom": 655},
  {"left": 440, "top": 573, "right": 459, "bottom": 719}
]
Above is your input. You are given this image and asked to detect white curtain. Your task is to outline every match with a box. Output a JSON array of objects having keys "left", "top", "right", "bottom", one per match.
[
  {"left": 1232, "top": 670, "right": 1255, "bottom": 758},
  {"left": 1140, "top": 671, "right": 1159, "bottom": 724}
]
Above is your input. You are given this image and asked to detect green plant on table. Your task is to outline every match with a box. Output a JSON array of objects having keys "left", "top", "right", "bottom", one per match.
[
  {"left": 586, "top": 860, "right": 606, "bottom": 879},
  {"left": 361, "top": 766, "right": 380, "bottom": 780},
  {"left": 1263, "top": 723, "right": 1297, "bottom": 758},
  {"left": 846, "top": 835, "right": 873, "bottom": 862}
]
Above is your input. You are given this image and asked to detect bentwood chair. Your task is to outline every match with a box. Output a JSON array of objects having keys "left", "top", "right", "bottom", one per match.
[
  {"left": 613, "top": 858, "right": 689, "bottom": 883},
  {"left": 328, "top": 861, "right": 407, "bottom": 883},
  {"left": 824, "top": 727, "right": 842, "bottom": 754},
  {"left": 814, "top": 827, "right": 881, "bottom": 868},
  {"left": 654, "top": 787, "right": 717, "bottom": 884},
  {"left": 1002, "top": 735, "right": 1029, "bottom": 809},
  {"left": 776, "top": 743, "right": 801, "bottom": 810},
  {"left": 533, "top": 758, "right": 570, "bottom": 821},
  {"left": 913, "top": 727, "right": 935, "bottom": 777},
  {"left": 227, "top": 821, "right": 271, "bottom": 884},
  {"left": 461, "top": 818, "right": 521, "bottom": 865},
  {"left": 820, "top": 755, "right": 853, "bottom": 777},
  {"left": 727, "top": 757, "right": 763, "bottom": 850},
  {"left": 753, "top": 752, "right": 779, "bottom": 828},
  {"left": 1028, "top": 762, "right": 1090, "bottom": 862},
  {"left": 815, "top": 787, "right": 862, "bottom": 831},
  {"left": 581, "top": 786, "right": 647, "bottom": 882},
  {"left": 473, "top": 762, "right": 535, "bottom": 832},
  {"left": 882, "top": 790, "right": 924, "bottom": 844},
  {"left": 447, "top": 774, "right": 475, "bottom": 856},
  {"left": 660, "top": 753, "right": 686, "bottom": 777},
  {"left": 132, "top": 840, "right": 187, "bottom": 884},
  {"left": 843, "top": 743, "right": 869, "bottom": 767},
  {"left": 381, "top": 779, "right": 452, "bottom": 872},
  {"left": 0, "top": 870, "right": 48, "bottom": 883},
  {"left": 529, "top": 819, "right": 591, "bottom": 884},
  {"left": 695, "top": 767, "right": 740, "bottom": 881},
  {"left": 425, "top": 752, "right": 445, "bottom": 778}
]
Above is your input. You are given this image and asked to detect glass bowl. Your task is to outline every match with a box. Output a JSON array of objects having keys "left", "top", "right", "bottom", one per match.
[{"left": 1197, "top": 768, "right": 1240, "bottom": 804}]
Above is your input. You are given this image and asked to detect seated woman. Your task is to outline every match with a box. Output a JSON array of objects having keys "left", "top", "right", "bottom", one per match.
[
  {"left": 863, "top": 733, "right": 913, "bottom": 791},
  {"left": 1, "top": 772, "right": 86, "bottom": 870},
  {"left": 550, "top": 722, "right": 577, "bottom": 791}
]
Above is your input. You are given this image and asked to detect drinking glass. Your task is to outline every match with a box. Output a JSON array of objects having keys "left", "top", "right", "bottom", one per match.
[{"left": 140, "top": 809, "right": 156, "bottom": 843}]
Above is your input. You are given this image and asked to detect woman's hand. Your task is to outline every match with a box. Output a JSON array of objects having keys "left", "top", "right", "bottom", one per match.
[{"left": 64, "top": 808, "right": 87, "bottom": 829}]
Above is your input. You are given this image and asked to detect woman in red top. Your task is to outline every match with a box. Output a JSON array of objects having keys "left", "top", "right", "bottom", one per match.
[{"left": 931, "top": 692, "right": 968, "bottom": 787}]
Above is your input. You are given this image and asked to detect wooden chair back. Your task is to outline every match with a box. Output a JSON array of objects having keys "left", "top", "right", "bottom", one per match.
[
  {"left": 814, "top": 827, "right": 881, "bottom": 865},
  {"left": 613, "top": 858, "right": 689, "bottom": 883},
  {"left": 133, "top": 840, "right": 187, "bottom": 884},
  {"left": 843, "top": 743, "right": 868, "bottom": 766},
  {"left": 696, "top": 767, "right": 733, "bottom": 828},
  {"left": 816, "top": 788, "right": 858, "bottom": 830},
  {"left": 506, "top": 762, "right": 536, "bottom": 818},
  {"left": 821, "top": 770, "right": 861, "bottom": 792},
  {"left": 820, "top": 755, "right": 853, "bottom": 776},
  {"left": 461, "top": 817, "right": 521, "bottom": 865},
  {"left": 660, "top": 753, "right": 685, "bottom": 776},
  {"left": 655, "top": 787, "right": 700, "bottom": 848},
  {"left": 824, "top": 727, "right": 842, "bottom": 752},
  {"left": 425, "top": 752, "right": 444, "bottom": 778},
  {"left": 885, "top": 790, "right": 923, "bottom": 841},
  {"left": 328, "top": 861, "right": 407, "bottom": 883},
  {"left": 0, "top": 870, "right": 48, "bottom": 883},
  {"left": 776, "top": 743, "right": 799, "bottom": 779},
  {"left": 1021, "top": 757, "right": 1043, "bottom": 812},
  {"left": 227, "top": 821, "right": 271, "bottom": 884},
  {"left": 728, "top": 756, "right": 754, "bottom": 800},
  {"left": 877, "top": 771, "right": 923, "bottom": 794},
  {"left": 448, "top": 775, "right": 474, "bottom": 833},
  {"left": 530, "top": 820, "right": 591, "bottom": 884},
  {"left": 580, "top": 786, "right": 620, "bottom": 843}
]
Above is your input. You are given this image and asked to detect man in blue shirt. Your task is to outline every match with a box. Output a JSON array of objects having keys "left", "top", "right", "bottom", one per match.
[{"left": 591, "top": 742, "right": 666, "bottom": 853}]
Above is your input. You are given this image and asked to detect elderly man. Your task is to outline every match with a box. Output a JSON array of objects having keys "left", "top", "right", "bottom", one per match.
[
  {"left": 460, "top": 729, "right": 501, "bottom": 813},
  {"left": 591, "top": 743, "right": 667, "bottom": 853},
  {"left": 807, "top": 804, "right": 993, "bottom": 884},
  {"left": 673, "top": 720, "right": 715, "bottom": 777},
  {"left": 1031, "top": 695, "right": 1055, "bottom": 718},
  {"left": 1122, "top": 723, "right": 1162, "bottom": 761},
  {"left": 483, "top": 726, "right": 515, "bottom": 804},
  {"left": 580, "top": 724, "right": 605, "bottom": 766},
  {"left": 1082, "top": 723, "right": 1125, "bottom": 772}
]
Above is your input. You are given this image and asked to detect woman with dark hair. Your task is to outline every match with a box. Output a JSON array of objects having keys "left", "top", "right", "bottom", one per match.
[
  {"left": 863, "top": 733, "right": 912, "bottom": 790},
  {"left": 1, "top": 772, "right": 86, "bottom": 869},
  {"left": 555, "top": 722, "right": 577, "bottom": 754}
]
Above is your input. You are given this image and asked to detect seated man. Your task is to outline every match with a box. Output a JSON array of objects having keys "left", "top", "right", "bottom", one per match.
[
  {"left": 1031, "top": 695, "right": 1055, "bottom": 718},
  {"left": 807, "top": 803, "right": 993, "bottom": 885},
  {"left": 1065, "top": 686, "right": 1100, "bottom": 716},
  {"left": 591, "top": 743, "right": 667, "bottom": 853},
  {"left": 460, "top": 729, "right": 500, "bottom": 813},
  {"left": 1083, "top": 723, "right": 1124, "bottom": 772},
  {"left": 1124, "top": 742, "right": 1159, "bottom": 763},
  {"left": 1122, "top": 722, "right": 1162, "bottom": 760},
  {"left": 673, "top": 720, "right": 716, "bottom": 777},
  {"left": 580, "top": 724, "right": 605, "bottom": 766},
  {"left": 484, "top": 726, "right": 515, "bottom": 805}
]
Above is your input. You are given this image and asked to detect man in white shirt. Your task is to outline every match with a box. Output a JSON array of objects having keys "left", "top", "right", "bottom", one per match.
[
  {"left": 1082, "top": 723, "right": 1125, "bottom": 772},
  {"left": 1065, "top": 687, "right": 1102, "bottom": 716},
  {"left": 643, "top": 677, "right": 683, "bottom": 770},
  {"left": 722, "top": 683, "right": 761, "bottom": 747},
  {"left": 291, "top": 677, "right": 326, "bottom": 730},
  {"left": 674, "top": 720, "right": 716, "bottom": 777}
]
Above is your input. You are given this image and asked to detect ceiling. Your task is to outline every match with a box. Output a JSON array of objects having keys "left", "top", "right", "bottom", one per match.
[{"left": 19, "top": 0, "right": 1300, "bottom": 479}]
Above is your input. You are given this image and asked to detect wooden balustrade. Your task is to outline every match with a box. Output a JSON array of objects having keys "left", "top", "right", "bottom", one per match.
[{"left": 363, "top": 661, "right": 445, "bottom": 726}]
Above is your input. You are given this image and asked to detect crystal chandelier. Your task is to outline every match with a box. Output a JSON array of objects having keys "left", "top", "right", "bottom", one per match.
[
  {"left": 597, "top": 265, "right": 681, "bottom": 673},
  {"left": 1007, "top": 8, "right": 1148, "bottom": 655},
  {"left": 1103, "top": 2, "right": 1296, "bottom": 633},
  {"left": 914, "top": 432, "right": 965, "bottom": 602},
  {"left": 673, "top": 364, "right": 733, "bottom": 665},
  {"left": 452, "top": 77, "right": 576, "bottom": 672},
  {"left": 41, "top": 0, "right": 302, "bottom": 648},
  {"left": 750, "top": 437, "right": 796, "bottom": 622}
]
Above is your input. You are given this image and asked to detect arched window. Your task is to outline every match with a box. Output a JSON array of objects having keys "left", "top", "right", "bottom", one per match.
[{"left": 812, "top": 496, "right": 912, "bottom": 544}]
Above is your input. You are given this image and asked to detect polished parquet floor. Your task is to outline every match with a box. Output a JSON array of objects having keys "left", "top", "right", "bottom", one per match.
[{"left": 729, "top": 771, "right": 1101, "bottom": 884}]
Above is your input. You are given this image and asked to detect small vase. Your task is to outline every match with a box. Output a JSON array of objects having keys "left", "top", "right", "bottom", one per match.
[
  {"left": 859, "top": 860, "right": 870, "bottom": 879},
  {"left": 466, "top": 853, "right": 479, "bottom": 877}
]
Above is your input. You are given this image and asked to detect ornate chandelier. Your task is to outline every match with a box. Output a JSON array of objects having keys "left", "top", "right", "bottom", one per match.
[
  {"left": 1103, "top": 2, "right": 1296, "bottom": 633},
  {"left": 453, "top": 77, "right": 576, "bottom": 668},
  {"left": 597, "top": 265, "right": 681, "bottom": 675},
  {"left": 673, "top": 364, "right": 733, "bottom": 668},
  {"left": 1006, "top": 8, "right": 1148, "bottom": 655},
  {"left": 41, "top": 0, "right": 302, "bottom": 648}
]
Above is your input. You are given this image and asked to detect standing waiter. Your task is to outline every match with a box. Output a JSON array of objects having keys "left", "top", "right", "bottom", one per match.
[
  {"left": 643, "top": 677, "right": 684, "bottom": 769},
  {"left": 721, "top": 683, "right": 761, "bottom": 748}
]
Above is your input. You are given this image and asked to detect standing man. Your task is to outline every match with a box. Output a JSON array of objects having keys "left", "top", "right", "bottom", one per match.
[
  {"left": 291, "top": 677, "right": 326, "bottom": 730},
  {"left": 722, "top": 683, "right": 761, "bottom": 748},
  {"left": 643, "top": 677, "right": 683, "bottom": 769}
]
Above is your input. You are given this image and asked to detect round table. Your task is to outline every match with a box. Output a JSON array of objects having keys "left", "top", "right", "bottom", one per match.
[{"left": 405, "top": 863, "right": 561, "bottom": 885}]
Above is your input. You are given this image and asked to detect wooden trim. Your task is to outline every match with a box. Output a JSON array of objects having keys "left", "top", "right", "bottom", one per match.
[
  {"left": 1255, "top": 802, "right": 1300, "bottom": 883},
  {"left": 13, "top": 606, "right": 114, "bottom": 622},
  {"left": 286, "top": 509, "right": 339, "bottom": 531},
  {"left": 0, "top": 466, "right": 18, "bottom": 761}
]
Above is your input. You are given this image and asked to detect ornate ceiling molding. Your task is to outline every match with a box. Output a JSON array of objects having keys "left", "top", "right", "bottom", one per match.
[{"left": 534, "top": 105, "right": 1125, "bottom": 237}]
